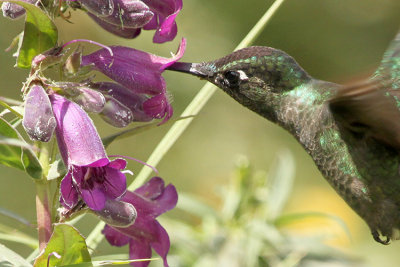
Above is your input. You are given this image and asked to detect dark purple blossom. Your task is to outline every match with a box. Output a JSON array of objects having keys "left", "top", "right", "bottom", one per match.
[
  {"left": 81, "top": 38, "right": 186, "bottom": 123},
  {"left": 82, "top": 0, "right": 182, "bottom": 43},
  {"left": 50, "top": 93, "right": 127, "bottom": 211},
  {"left": 102, "top": 177, "right": 178, "bottom": 267}
]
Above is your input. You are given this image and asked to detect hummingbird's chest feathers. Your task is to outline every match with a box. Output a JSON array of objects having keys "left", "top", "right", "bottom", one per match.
[{"left": 276, "top": 86, "right": 371, "bottom": 196}]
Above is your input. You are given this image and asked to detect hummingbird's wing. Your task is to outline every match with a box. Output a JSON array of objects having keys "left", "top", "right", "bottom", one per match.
[{"left": 329, "top": 31, "right": 400, "bottom": 150}]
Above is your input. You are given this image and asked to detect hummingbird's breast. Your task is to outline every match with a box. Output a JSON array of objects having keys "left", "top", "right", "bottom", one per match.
[{"left": 276, "top": 80, "right": 400, "bottom": 239}]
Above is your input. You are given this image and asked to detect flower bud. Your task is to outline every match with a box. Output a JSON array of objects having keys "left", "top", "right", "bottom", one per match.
[
  {"left": 2, "top": 0, "right": 37, "bottom": 19},
  {"left": 71, "top": 87, "right": 105, "bottom": 113},
  {"left": 90, "top": 0, "right": 153, "bottom": 29},
  {"left": 80, "top": 0, "right": 114, "bottom": 17},
  {"left": 94, "top": 82, "right": 152, "bottom": 122},
  {"left": 100, "top": 96, "right": 133, "bottom": 127},
  {"left": 94, "top": 199, "right": 137, "bottom": 227},
  {"left": 23, "top": 85, "right": 56, "bottom": 142},
  {"left": 2, "top": 2, "right": 25, "bottom": 19}
]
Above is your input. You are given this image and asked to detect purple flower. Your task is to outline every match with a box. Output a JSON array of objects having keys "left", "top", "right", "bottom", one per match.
[
  {"left": 94, "top": 82, "right": 153, "bottom": 124},
  {"left": 23, "top": 84, "right": 56, "bottom": 142},
  {"left": 102, "top": 177, "right": 178, "bottom": 267},
  {"left": 81, "top": 38, "right": 186, "bottom": 123},
  {"left": 50, "top": 93, "right": 127, "bottom": 211},
  {"left": 143, "top": 0, "right": 183, "bottom": 43},
  {"left": 83, "top": 0, "right": 182, "bottom": 43}
]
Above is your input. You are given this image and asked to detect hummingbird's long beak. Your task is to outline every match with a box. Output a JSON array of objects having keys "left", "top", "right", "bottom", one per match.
[{"left": 166, "top": 62, "right": 212, "bottom": 78}]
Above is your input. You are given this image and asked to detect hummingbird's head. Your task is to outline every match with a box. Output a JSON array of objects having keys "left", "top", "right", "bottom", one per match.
[{"left": 167, "top": 46, "right": 312, "bottom": 120}]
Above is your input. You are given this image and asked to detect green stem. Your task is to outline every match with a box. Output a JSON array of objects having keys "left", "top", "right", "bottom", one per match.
[
  {"left": 86, "top": 0, "right": 286, "bottom": 251},
  {"left": 35, "top": 142, "right": 52, "bottom": 251},
  {"left": 129, "top": 0, "right": 286, "bottom": 190}
]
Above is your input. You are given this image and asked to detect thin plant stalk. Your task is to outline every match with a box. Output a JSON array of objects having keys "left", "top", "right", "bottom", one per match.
[
  {"left": 86, "top": 0, "right": 286, "bottom": 250},
  {"left": 128, "top": 0, "right": 286, "bottom": 191}
]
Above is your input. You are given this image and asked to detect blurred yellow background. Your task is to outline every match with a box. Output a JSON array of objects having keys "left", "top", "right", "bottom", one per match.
[{"left": 1, "top": 0, "right": 400, "bottom": 266}]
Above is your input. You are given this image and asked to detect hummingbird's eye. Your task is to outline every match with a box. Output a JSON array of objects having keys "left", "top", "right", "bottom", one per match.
[{"left": 224, "top": 71, "right": 241, "bottom": 87}]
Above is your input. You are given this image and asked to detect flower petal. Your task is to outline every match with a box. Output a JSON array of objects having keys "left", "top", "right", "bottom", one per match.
[
  {"left": 50, "top": 94, "right": 107, "bottom": 166},
  {"left": 143, "top": 0, "right": 183, "bottom": 43},
  {"left": 102, "top": 224, "right": 130, "bottom": 246},
  {"left": 80, "top": 181, "right": 107, "bottom": 211},
  {"left": 142, "top": 93, "right": 173, "bottom": 122},
  {"left": 129, "top": 238, "right": 152, "bottom": 267},
  {"left": 60, "top": 172, "right": 78, "bottom": 208},
  {"left": 108, "top": 158, "right": 127, "bottom": 170},
  {"left": 134, "top": 177, "right": 164, "bottom": 199},
  {"left": 122, "top": 178, "right": 178, "bottom": 217},
  {"left": 103, "top": 166, "right": 127, "bottom": 199},
  {"left": 150, "top": 221, "right": 170, "bottom": 267}
]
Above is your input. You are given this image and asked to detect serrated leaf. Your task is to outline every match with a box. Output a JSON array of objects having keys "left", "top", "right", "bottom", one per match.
[
  {"left": 0, "top": 0, "right": 58, "bottom": 68},
  {"left": 0, "top": 117, "right": 42, "bottom": 179},
  {"left": 0, "top": 243, "right": 32, "bottom": 267},
  {"left": 34, "top": 224, "right": 92, "bottom": 267}
]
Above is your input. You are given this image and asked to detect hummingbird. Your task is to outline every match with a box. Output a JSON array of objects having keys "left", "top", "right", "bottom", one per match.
[{"left": 166, "top": 32, "right": 400, "bottom": 244}]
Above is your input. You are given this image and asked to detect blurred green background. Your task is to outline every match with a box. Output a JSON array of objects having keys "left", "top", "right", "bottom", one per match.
[{"left": 1, "top": 0, "right": 400, "bottom": 266}]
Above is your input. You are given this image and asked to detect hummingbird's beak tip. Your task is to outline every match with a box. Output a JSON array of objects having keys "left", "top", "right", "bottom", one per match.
[{"left": 166, "top": 62, "right": 210, "bottom": 78}]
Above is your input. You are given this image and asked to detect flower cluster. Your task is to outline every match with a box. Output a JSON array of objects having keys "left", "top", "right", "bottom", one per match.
[{"left": 10, "top": 0, "right": 184, "bottom": 264}]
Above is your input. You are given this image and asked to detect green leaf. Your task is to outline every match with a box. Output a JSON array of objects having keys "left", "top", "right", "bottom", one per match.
[
  {"left": 0, "top": 243, "right": 32, "bottom": 267},
  {"left": 0, "top": 0, "right": 58, "bottom": 69},
  {"left": 47, "top": 158, "right": 66, "bottom": 180},
  {"left": 0, "top": 117, "right": 42, "bottom": 179},
  {"left": 34, "top": 224, "right": 92, "bottom": 267}
]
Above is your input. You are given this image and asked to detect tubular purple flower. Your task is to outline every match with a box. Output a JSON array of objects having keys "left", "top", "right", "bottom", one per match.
[
  {"left": 23, "top": 85, "right": 56, "bottom": 142},
  {"left": 83, "top": 0, "right": 182, "bottom": 43},
  {"left": 50, "top": 94, "right": 127, "bottom": 211},
  {"left": 81, "top": 38, "right": 186, "bottom": 123},
  {"left": 143, "top": 0, "right": 183, "bottom": 43},
  {"left": 102, "top": 177, "right": 178, "bottom": 267}
]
